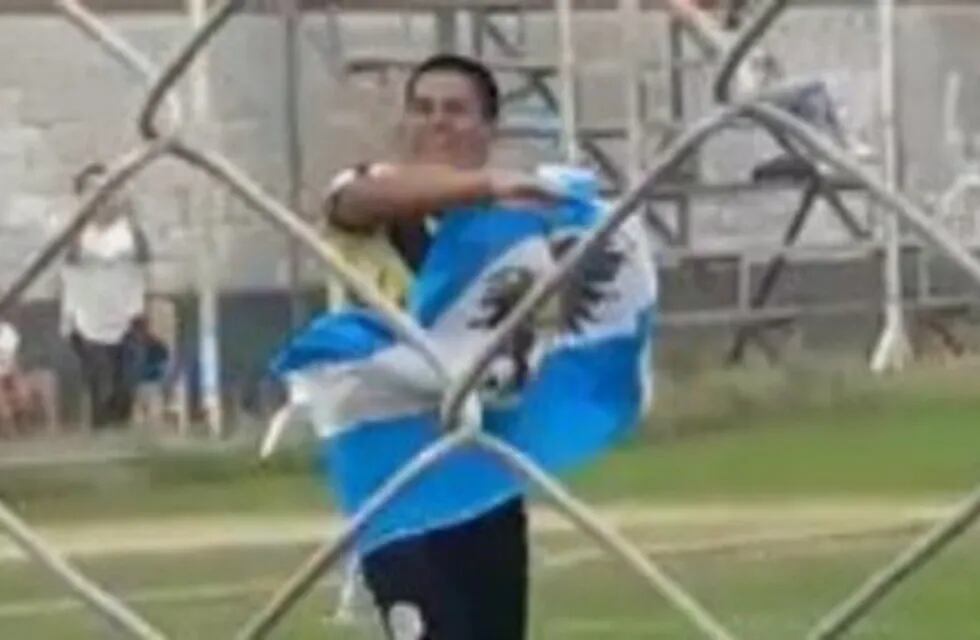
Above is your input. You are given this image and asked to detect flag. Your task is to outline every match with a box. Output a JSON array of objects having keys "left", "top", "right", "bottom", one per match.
[{"left": 271, "top": 172, "right": 657, "bottom": 554}]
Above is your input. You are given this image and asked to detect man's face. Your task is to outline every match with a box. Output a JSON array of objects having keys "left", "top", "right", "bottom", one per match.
[{"left": 401, "top": 70, "right": 494, "bottom": 169}]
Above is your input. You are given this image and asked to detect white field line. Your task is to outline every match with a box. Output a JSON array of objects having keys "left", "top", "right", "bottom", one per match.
[
  {"left": 538, "top": 519, "right": 935, "bottom": 570},
  {"left": 0, "top": 512, "right": 950, "bottom": 623},
  {"left": 0, "top": 501, "right": 954, "bottom": 563},
  {"left": 0, "top": 576, "right": 338, "bottom": 620}
]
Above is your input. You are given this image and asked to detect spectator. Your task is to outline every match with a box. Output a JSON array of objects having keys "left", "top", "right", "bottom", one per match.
[
  {"left": 61, "top": 162, "right": 151, "bottom": 430},
  {"left": 131, "top": 308, "right": 179, "bottom": 430},
  {"left": 0, "top": 319, "right": 57, "bottom": 436},
  {"left": 0, "top": 320, "right": 28, "bottom": 433},
  {"left": 740, "top": 50, "right": 873, "bottom": 181}
]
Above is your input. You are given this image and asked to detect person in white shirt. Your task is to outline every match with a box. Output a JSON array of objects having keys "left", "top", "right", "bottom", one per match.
[{"left": 61, "top": 162, "right": 150, "bottom": 429}]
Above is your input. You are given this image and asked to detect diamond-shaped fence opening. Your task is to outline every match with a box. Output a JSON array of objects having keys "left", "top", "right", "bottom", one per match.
[{"left": 0, "top": 1, "right": 978, "bottom": 639}]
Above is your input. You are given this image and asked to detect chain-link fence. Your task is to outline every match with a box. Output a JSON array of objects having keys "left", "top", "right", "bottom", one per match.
[
  {"left": 3, "top": 2, "right": 980, "bottom": 431},
  {"left": 0, "top": 1, "right": 979, "bottom": 638}
]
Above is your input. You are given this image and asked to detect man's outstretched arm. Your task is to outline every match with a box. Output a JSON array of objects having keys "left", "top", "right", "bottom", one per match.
[{"left": 327, "top": 164, "right": 557, "bottom": 231}]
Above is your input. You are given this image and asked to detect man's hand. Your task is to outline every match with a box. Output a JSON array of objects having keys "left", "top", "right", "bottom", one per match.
[
  {"left": 327, "top": 164, "right": 565, "bottom": 229},
  {"left": 487, "top": 170, "right": 564, "bottom": 207}
]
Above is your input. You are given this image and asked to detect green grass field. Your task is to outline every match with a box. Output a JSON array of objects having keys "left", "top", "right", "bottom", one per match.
[
  {"left": 1, "top": 360, "right": 979, "bottom": 638},
  {"left": 0, "top": 519, "right": 977, "bottom": 638}
]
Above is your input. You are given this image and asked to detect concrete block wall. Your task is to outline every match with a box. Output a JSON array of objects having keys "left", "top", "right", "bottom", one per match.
[
  {"left": 2, "top": 7, "right": 978, "bottom": 293},
  {"left": 1, "top": 6, "right": 980, "bottom": 420}
]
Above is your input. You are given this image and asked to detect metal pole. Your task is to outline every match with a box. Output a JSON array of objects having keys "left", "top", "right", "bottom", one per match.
[
  {"left": 173, "top": 143, "right": 451, "bottom": 379},
  {"left": 477, "top": 433, "right": 739, "bottom": 640},
  {"left": 662, "top": 0, "right": 728, "bottom": 58},
  {"left": 441, "top": 105, "right": 740, "bottom": 427},
  {"left": 556, "top": 0, "right": 580, "bottom": 164},
  {"left": 237, "top": 433, "right": 468, "bottom": 639},
  {"left": 281, "top": 0, "right": 306, "bottom": 328},
  {"left": 667, "top": 14, "right": 692, "bottom": 242},
  {"left": 621, "top": 0, "right": 643, "bottom": 187},
  {"left": 869, "top": 0, "right": 911, "bottom": 373},
  {"left": 807, "top": 481, "right": 980, "bottom": 639},
  {"left": 322, "top": 0, "right": 345, "bottom": 310},
  {"left": 57, "top": 0, "right": 183, "bottom": 134},
  {"left": 667, "top": 16, "right": 685, "bottom": 123},
  {"left": 141, "top": 0, "right": 246, "bottom": 140},
  {"left": 471, "top": 8, "right": 486, "bottom": 57},
  {"left": 0, "top": 142, "right": 169, "bottom": 316},
  {"left": 713, "top": 0, "right": 791, "bottom": 103},
  {"left": 187, "top": 0, "right": 224, "bottom": 438},
  {"left": 435, "top": 8, "right": 456, "bottom": 53},
  {"left": 0, "top": 501, "right": 168, "bottom": 640}
]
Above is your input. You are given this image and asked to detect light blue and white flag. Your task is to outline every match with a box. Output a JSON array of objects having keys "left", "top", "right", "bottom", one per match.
[{"left": 271, "top": 170, "right": 657, "bottom": 554}]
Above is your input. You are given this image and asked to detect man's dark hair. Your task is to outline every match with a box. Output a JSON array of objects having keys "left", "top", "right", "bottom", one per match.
[
  {"left": 73, "top": 162, "right": 107, "bottom": 195},
  {"left": 405, "top": 54, "right": 500, "bottom": 122}
]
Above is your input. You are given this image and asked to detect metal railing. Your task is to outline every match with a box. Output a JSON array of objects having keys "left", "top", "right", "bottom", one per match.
[{"left": 0, "top": 1, "right": 977, "bottom": 638}]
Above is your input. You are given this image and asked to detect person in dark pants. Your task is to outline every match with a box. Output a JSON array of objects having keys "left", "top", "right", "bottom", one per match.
[
  {"left": 324, "top": 54, "right": 556, "bottom": 640},
  {"left": 61, "top": 162, "right": 151, "bottom": 429},
  {"left": 68, "top": 327, "right": 145, "bottom": 427},
  {"left": 361, "top": 499, "right": 527, "bottom": 640}
]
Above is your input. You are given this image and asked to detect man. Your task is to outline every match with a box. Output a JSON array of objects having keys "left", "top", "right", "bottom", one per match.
[
  {"left": 61, "top": 162, "right": 151, "bottom": 429},
  {"left": 323, "top": 54, "right": 557, "bottom": 640}
]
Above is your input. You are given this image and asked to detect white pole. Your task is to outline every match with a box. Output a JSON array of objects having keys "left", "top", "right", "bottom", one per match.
[
  {"left": 322, "top": 0, "right": 346, "bottom": 311},
  {"left": 556, "top": 0, "right": 580, "bottom": 164},
  {"left": 323, "top": 0, "right": 345, "bottom": 78},
  {"left": 620, "top": 0, "right": 643, "bottom": 187},
  {"left": 282, "top": 0, "right": 305, "bottom": 329},
  {"left": 187, "top": 0, "right": 224, "bottom": 436},
  {"left": 870, "top": 0, "right": 911, "bottom": 373}
]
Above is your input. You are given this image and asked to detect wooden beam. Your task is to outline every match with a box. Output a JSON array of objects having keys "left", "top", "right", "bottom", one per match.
[
  {"left": 303, "top": 0, "right": 978, "bottom": 10},
  {"left": 2, "top": 0, "right": 182, "bottom": 12},
  {"left": 5, "top": 0, "right": 973, "bottom": 16}
]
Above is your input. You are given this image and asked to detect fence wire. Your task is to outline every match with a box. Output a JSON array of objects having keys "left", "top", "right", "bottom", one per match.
[{"left": 0, "top": 1, "right": 977, "bottom": 639}]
